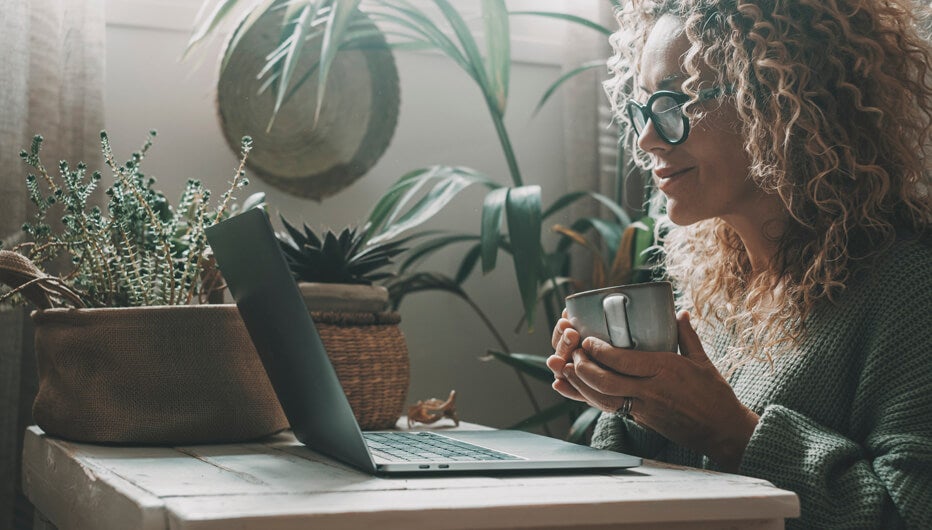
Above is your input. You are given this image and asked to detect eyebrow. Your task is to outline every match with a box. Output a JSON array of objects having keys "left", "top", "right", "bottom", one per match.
[{"left": 638, "top": 73, "right": 685, "bottom": 94}]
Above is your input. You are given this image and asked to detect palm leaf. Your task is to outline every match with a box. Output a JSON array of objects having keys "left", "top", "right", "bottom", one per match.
[
  {"left": 315, "top": 0, "right": 364, "bottom": 121},
  {"left": 186, "top": 0, "right": 242, "bottom": 57},
  {"left": 533, "top": 60, "right": 604, "bottom": 116},
  {"left": 219, "top": 0, "right": 279, "bottom": 72},
  {"left": 432, "top": 0, "right": 495, "bottom": 107},
  {"left": 398, "top": 233, "right": 479, "bottom": 272},
  {"left": 367, "top": 167, "right": 499, "bottom": 245},
  {"left": 267, "top": 2, "right": 321, "bottom": 130},
  {"left": 505, "top": 185, "right": 542, "bottom": 331},
  {"left": 480, "top": 187, "right": 507, "bottom": 273},
  {"left": 481, "top": 0, "right": 510, "bottom": 114},
  {"left": 542, "top": 190, "right": 631, "bottom": 227},
  {"left": 455, "top": 243, "right": 483, "bottom": 284}
]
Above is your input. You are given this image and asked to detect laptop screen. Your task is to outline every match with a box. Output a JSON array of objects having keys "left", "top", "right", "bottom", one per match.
[{"left": 205, "top": 209, "right": 376, "bottom": 472}]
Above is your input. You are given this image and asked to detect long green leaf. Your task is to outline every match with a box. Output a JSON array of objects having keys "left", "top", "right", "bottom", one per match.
[
  {"left": 505, "top": 185, "right": 542, "bottom": 331},
  {"left": 508, "top": 10, "right": 613, "bottom": 36},
  {"left": 380, "top": 176, "right": 476, "bottom": 241},
  {"left": 481, "top": 0, "right": 510, "bottom": 114},
  {"left": 533, "top": 60, "right": 604, "bottom": 116},
  {"left": 384, "top": 271, "right": 467, "bottom": 308},
  {"left": 368, "top": 167, "right": 500, "bottom": 245},
  {"left": 480, "top": 187, "right": 507, "bottom": 273},
  {"left": 268, "top": 3, "right": 320, "bottom": 130},
  {"left": 398, "top": 233, "right": 479, "bottom": 273},
  {"left": 368, "top": 3, "right": 470, "bottom": 71},
  {"left": 432, "top": 0, "right": 491, "bottom": 100},
  {"left": 543, "top": 190, "right": 631, "bottom": 226},
  {"left": 508, "top": 400, "right": 578, "bottom": 431},
  {"left": 455, "top": 243, "right": 483, "bottom": 284},
  {"left": 485, "top": 350, "right": 552, "bottom": 383},
  {"left": 219, "top": 0, "right": 279, "bottom": 72},
  {"left": 366, "top": 167, "right": 440, "bottom": 236},
  {"left": 315, "top": 0, "right": 364, "bottom": 121},
  {"left": 186, "top": 0, "right": 242, "bottom": 57},
  {"left": 566, "top": 406, "right": 602, "bottom": 444}
]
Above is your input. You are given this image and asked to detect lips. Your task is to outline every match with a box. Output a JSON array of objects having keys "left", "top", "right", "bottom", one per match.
[
  {"left": 654, "top": 166, "right": 693, "bottom": 180},
  {"left": 654, "top": 166, "right": 694, "bottom": 193}
]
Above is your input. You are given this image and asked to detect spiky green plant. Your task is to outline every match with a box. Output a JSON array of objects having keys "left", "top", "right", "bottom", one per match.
[
  {"left": 0, "top": 130, "right": 254, "bottom": 308},
  {"left": 277, "top": 216, "right": 406, "bottom": 285}
]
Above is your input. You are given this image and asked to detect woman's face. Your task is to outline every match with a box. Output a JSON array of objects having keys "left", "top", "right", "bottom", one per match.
[{"left": 635, "top": 15, "right": 765, "bottom": 228}]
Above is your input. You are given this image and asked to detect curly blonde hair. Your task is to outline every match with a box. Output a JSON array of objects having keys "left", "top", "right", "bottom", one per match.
[{"left": 606, "top": 0, "right": 932, "bottom": 371}]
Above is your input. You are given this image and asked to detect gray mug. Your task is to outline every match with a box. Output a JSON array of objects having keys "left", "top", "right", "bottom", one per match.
[{"left": 565, "top": 281, "right": 678, "bottom": 352}]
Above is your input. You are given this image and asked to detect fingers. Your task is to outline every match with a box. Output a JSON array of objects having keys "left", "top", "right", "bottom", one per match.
[
  {"left": 676, "top": 311, "right": 709, "bottom": 363},
  {"left": 551, "top": 375, "right": 586, "bottom": 402},
  {"left": 562, "top": 364, "right": 630, "bottom": 414},
  {"left": 553, "top": 324, "right": 580, "bottom": 362},
  {"left": 580, "top": 336, "right": 675, "bottom": 378},
  {"left": 550, "top": 309, "right": 571, "bottom": 349},
  {"left": 571, "top": 348, "right": 647, "bottom": 397},
  {"left": 546, "top": 353, "right": 568, "bottom": 379}
]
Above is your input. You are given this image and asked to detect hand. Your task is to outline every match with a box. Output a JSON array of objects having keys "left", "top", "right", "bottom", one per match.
[{"left": 549, "top": 310, "right": 759, "bottom": 472}]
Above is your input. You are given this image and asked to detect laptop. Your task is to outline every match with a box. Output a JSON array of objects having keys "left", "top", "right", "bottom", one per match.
[{"left": 205, "top": 208, "right": 641, "bottom": 474}]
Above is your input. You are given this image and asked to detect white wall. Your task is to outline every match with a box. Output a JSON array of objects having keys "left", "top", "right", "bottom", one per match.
[{"left": 103, "top": 0, "right": 578, "bottom": 430}]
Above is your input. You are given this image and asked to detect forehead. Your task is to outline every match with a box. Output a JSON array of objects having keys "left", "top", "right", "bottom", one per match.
[{"left": 638, "top": 14, "right": 691, "bottom": 91}]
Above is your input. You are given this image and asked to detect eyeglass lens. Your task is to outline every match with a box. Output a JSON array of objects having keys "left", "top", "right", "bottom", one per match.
[{"left": 628, "top": 94, "right": 686, "bottom": 143}]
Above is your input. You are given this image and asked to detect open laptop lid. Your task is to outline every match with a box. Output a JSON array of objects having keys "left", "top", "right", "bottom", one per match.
[{"left": 206, "top": 209, "right": 377, "bottom": 473}]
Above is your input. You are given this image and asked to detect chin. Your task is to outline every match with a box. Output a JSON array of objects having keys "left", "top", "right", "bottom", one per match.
[{"left": 665, "top": 201, "right": 703, "bottom": 227}]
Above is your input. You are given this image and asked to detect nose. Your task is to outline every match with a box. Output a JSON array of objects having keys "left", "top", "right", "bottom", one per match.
[{"left": 636, "top": 118, "right": 671, "bottom": 154}]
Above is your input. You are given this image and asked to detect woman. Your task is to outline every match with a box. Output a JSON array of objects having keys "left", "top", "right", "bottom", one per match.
[{"left": 548, "top": 0, "right": 932, "bottom": 527}]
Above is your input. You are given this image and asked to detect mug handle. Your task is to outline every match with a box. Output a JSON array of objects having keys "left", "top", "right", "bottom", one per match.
[{"left": 602, "top": 294, "right": 635, "bottom": 349}]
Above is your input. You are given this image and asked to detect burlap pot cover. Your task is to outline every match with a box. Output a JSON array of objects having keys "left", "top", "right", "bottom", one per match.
[{"left": 31, "top": 305, "right": 289, "bottom": 445}]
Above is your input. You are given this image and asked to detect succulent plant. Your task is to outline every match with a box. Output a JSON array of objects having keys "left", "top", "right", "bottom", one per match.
[{"left": 277, "top": 216, "right": 406, "bottom": 285}]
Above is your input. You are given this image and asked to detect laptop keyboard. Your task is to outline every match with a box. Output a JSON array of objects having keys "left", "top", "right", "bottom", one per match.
[{"left": 363, "top": 431, "right": 520, "bottom": 462}]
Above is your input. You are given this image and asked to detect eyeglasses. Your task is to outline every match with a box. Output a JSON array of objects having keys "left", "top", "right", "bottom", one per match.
[{"left": 625, "top": 86, "right": 730, "bottom": 145}]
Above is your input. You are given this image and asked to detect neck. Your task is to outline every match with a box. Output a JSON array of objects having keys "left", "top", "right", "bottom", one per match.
[{"left": 722, "top": 196, "right": 788, "bottom": 273}]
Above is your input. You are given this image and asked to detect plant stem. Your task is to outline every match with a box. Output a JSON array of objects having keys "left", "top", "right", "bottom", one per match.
[{"left": 485, "top": 98, "right": 523, "bottom": 187}]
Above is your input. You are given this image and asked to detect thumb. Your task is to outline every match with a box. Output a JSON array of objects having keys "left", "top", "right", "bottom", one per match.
[{"left": 677, "top": 311, "right": 709, "bottom": 363}]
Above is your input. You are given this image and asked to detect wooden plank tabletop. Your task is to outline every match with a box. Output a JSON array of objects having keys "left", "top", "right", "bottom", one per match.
[{"left": 22, "top": 425, "right": 799, "bottom": 530}]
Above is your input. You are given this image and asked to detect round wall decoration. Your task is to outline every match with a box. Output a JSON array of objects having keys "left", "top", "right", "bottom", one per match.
[{"left": 216, "top": 9, "right": 400, "bottom": 200}]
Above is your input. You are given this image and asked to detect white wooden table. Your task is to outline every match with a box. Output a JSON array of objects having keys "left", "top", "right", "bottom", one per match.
[{"left": 22, "top": 423, "right": 799, "bottom": 530}]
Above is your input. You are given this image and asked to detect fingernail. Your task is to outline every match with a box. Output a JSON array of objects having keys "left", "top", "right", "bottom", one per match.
[{"left": 563, "top": 333, "right": 572, "bottom": 344}]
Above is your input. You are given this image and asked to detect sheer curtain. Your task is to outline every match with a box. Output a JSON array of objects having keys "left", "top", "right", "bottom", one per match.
[{"left": 0, "top": 0, "right": 104, "bottom": 527}]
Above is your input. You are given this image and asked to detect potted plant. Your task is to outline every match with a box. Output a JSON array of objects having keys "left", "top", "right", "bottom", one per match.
[
  {"left": 275, "top": 216, "right": 412, "bottom": 429},
  {"left": 0, "top": 130, "right": 287, "bottom": 445}
]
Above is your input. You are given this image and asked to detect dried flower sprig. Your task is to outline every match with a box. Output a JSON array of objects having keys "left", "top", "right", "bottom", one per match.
[{"left": 0, "top": 130, "right": 254, "bottom": 308}]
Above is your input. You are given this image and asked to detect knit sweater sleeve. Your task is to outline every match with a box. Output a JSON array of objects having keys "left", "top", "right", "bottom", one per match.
[
  {"left": 739, "top": 247, "right": 932, "bottom": 529},
  {"left": 590, "top": 410, "right": 670, "bottom": 458}
]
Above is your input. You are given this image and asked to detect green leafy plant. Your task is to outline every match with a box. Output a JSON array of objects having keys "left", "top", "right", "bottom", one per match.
[
  {"left": 0, "top": 131, "right": 255, "bottom": 308},
  {"left": 277, "top": 216, "right": 408, "bottom": 285}
]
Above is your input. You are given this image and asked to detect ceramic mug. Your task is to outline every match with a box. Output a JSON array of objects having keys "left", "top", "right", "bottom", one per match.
[{"left": 565, "top": 281, "right": 678, "bottom": 352}]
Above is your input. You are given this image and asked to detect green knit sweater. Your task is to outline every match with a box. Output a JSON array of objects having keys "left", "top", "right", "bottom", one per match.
[{"left": 591, "top": 236, "right": 932, "bottom": 529}]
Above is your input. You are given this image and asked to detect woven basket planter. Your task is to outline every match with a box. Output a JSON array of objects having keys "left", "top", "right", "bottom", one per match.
[
  {"left": 30, "top": 305, "right": 289, "bottom": 445},
  {"left": 310, "top": 310, "right": 410, "bottom": 430}
]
